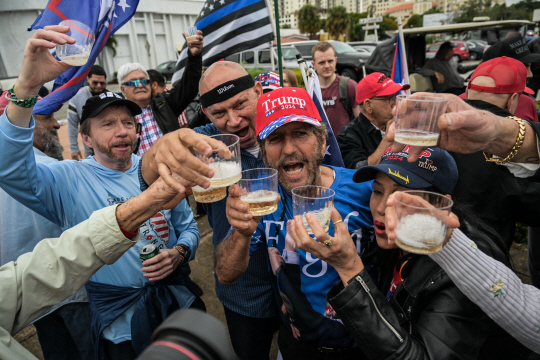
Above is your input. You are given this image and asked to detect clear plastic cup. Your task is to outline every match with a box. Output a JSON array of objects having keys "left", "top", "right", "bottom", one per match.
[
  {"left": 394, "top": 95, "right": 449, "bottom": 147},
  {"left": 56, "top": 20, "right": 95, "bottom": 67},
  {"left": 238, "top": 168, "right": 279, "bottom": 216},
  {"left": 184, "top": 26, "right": 198, "bottom": 42},
  {"left": 394, "top": 190, "right": 453, "bottom": 254},
  {"left": 292, "top": 186, "right": 335, "bottom": 235},
  {"left": 191, "top": 134, "right": 242, "bottom": 203}
]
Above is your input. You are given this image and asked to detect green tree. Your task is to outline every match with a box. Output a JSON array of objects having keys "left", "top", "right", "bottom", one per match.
[
  {"left": 379, "top": 16, "right": 398, "bottom": 38},
  {"left": 105, "top": 35, "right": 118, "bottom": 57},
  {"left": 281, "top": 24, "right": 291, "bottom": 29},
  {"left": 424, "top": 6, "right": 442, "bottom": 15},
  {"left": 297, "top": 4, "right": 321, "bottom": 39},
  {"left": 406, "top": 14, "right": 422, "bottom": 28},
  {"left": 348, "top": 12, "right": 368, "bottom": 41},
  {"left": 326, "top": 6, "right": 349, "bottom": 39}
]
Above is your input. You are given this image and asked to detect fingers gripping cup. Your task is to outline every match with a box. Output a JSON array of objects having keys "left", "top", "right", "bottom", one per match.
[
  {"left": 238, "top": 168, "right": 279, "bottom": 216},
  {"left": 292, "top": 186, "right": 335, "bottom": 235},
  {"left": 394, "top": 191, "right": 453, "bottom": 254},
  {"left": 56, "top": 20, "right": 95, "bottom": 66},
  {"left": 394, "top": 95, "right": 448, "bottom": 147},
  {"left": 191, "top": 134, "right": 242, "bottom": 203}
]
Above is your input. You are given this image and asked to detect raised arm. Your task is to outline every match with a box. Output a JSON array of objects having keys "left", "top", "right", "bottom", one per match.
[{"left": 215, "top": 184, "right": 262, "bottom": 284}]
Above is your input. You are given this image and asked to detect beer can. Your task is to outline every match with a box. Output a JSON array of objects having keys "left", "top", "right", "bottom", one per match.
[{"left": 140, "top": 244, "right": 159, "bottom": 262}]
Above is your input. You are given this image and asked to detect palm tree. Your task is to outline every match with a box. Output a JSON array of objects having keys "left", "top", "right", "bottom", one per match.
[
  {"left": 298, "top": 5, "right": 322, "bottom": 40},
  {"left": 326, "top": 6, "right": 348, "bottom": 39}
]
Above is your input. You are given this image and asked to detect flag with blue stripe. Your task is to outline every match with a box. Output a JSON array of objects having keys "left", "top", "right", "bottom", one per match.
[
  {"left": 306, "top": 69, "right": 345, "bottom": 168},
  {"left": 391, "top": 21, "right": 410, "bottom": 95},
  {"left": 30, "top": 0, "right": 138, "bottom": 115},
  {"left": 171, "top": 0, "right": 274, "bottom": 83}
]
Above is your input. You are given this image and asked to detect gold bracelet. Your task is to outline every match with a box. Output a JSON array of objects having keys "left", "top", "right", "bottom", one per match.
[{"left": 483, "top": 116, "right": 526, "bottom": 165}]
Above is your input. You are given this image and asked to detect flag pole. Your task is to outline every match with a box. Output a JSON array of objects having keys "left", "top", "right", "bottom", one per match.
[
  {"left": 397, "top": 17, "right": 410, "bottom": 94},
  {"left": 272, "top": 0, "right": 283, "bottom": 86}
]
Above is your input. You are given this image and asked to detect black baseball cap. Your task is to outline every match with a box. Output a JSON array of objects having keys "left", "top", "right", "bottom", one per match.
[
  {"left": 483, "top": 35, "right": 540, "bottom": 64},
  {"left": 353, "top": 147, "right": 458, "bottom": 195},
  {"left": 81, "top": 92, "right": 142, "bottom": 123}
]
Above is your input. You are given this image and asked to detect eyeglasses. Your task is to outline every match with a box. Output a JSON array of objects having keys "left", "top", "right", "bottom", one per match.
[
  {"left": 371, "top": 95, "right": 397, "bottom": 103},
  {"left": 91, "top": 81, "right": 107, "bottom": 86},
  {"left": 122, "top": 79, "right": 150, "bottom": 87}
]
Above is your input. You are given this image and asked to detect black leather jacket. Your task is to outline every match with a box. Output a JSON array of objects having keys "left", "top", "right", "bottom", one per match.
[
  {"left": 151, "top": 51, "right": 202, "bottom": 134},
  {"left": 327, "top": 222, "right": 535, "bottom": 360}
]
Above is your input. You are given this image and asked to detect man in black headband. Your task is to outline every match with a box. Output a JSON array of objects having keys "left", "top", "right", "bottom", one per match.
[
  {"left": 197, "top": 62, "right": 280, "bottom": 360},
  {"left": 143, "top": 61, "right": 279, "bottom": 360}
]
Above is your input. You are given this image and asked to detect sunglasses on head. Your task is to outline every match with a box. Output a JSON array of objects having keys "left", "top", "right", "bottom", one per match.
[
  {"left": 122, "top": 79, "right": 150, "bottom": 87},
  {"left": 91, "top": 81, "right": 107, "bottom": 86}
]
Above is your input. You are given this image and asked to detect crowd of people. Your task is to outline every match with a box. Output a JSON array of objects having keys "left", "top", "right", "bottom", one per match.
[{"left": 1, "top": 23, "right": 540, "bottom": 360}]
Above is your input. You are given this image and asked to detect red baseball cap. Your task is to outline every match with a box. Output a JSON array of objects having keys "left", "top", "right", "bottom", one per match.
[
  {"left": 256, "top": 87, "right": 321, "bottom": 140},
  {"left": 469, "top": 56, "right": 533, "bottom": 95},
  {"left": 356, "top": 72, "right": 410, "bottom": 105}
]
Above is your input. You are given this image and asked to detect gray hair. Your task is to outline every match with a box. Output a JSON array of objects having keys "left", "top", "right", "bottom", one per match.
[{"left": 117, "top": 63, "right": 149, "bottom": 84}]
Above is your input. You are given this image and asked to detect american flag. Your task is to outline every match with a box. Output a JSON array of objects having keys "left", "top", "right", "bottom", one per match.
[
  {"left": 391, "top": 17, "right": 410, "bottom": 95},
  {"left": 171, "top": 0, "right": 274, "bottom": 83},
  {"left": 30, "top": 0, "right": 138, "bottom": 115},
  {"left": 151, "top": 212, "right": 169, "bottom": 243}
]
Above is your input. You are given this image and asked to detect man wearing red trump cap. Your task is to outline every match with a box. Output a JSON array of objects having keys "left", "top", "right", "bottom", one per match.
[
  {"left": 451, "top": 56, "right": 540, "bottom": 250},
  {"left": 337, "top": 72, "right": 409, "bottom": 169},
  {"left": 220, "top": 87, "right": 374, "bottom": 359},
  {"left": 466, "top": 56, "right": 533, "bottom": 115}
]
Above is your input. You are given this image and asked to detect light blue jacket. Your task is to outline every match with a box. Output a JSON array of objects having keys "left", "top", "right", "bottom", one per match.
[{"left": 0, "top": 111, "right": 199, "bottom": 343}]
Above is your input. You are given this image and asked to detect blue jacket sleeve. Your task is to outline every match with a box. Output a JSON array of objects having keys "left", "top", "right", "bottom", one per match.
[
  {"left": 170, "top": 199, "right": 200, "bottom": 261},
  {"left": 0, "top": 111, "right": 76, "bottom": 229}
]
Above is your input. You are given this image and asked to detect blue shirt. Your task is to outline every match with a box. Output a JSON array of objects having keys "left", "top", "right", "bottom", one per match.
[
  {"left": 194, "top": 123, "right": 276, "bottom": 318},
  {"left": 249, "top": 166, "right": 373, "bottom": 347},
  {"left": 0, "top": 147, "right": 62, "bottom": 266},
  {"left": 0, "top": 111, "right": 200, "bottom": 343}
]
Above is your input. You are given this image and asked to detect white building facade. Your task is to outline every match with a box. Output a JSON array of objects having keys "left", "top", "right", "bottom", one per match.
[{"left": 0, "top": 0, "right": 204, "bottom": 81}]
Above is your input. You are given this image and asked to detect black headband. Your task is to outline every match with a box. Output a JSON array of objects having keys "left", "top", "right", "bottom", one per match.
[{"left": 200, "top": 75, "right": 255, "bottom": 107}]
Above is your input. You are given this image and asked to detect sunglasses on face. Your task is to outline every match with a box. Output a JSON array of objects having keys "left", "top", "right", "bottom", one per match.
[
  {"left": 91, "top": 81, "right": 107, "bottom": 86},
  {"left": 122, "top": 79, "right": 150, "bottom": 87}
]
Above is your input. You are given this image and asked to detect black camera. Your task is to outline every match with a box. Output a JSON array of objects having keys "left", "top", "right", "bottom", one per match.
[{"left": 137, "top": 309, "right": 238, "bottom": 360}]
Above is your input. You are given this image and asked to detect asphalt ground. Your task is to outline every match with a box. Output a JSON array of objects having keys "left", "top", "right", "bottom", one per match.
[{"left": 13, "top": 78, "right": 530, "bottom": 359}]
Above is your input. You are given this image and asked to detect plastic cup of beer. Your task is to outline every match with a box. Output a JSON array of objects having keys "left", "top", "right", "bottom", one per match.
[
  {"left": 292, "top": 186, "right": 335, "bottom": 235},
  {"left": 238, "top": 168, "right": 279, "bottom": 216},
  {"left": 56, "top": 20, "right": 95, "bottom": 66},
  {"left": 191, "top": 134, "right": 242, "bottom": 203},
  {"left": 394, "top": 190, "right": 453, "bottom": 254},
  {"left": 184, "top": 26, "right": 198, "bottom": 42},
  {"left": 394, "top": 95, "right": 449, "bottom": 147}
]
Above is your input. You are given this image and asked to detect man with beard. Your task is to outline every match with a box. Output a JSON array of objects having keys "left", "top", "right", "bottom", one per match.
[
  {"left": 141, "top": 61, "right": 280, "bottom": 360},
  {"left": 217, "top": 87, "right": 374, "bottom": 359},
  {"left": 68, "top": 64, "right": 109, "bottom": 160},
  {"left": 0, "top": 26, "right": 202, "bottom": 359}
]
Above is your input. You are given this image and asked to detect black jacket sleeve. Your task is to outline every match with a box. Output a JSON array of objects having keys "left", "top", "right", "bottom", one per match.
[
  {"left": 327, "top": 268, "right": 496, "bottom": 360},
  {"left": 338, "top": 119, "right": 380, "bottom": 170},
  {"left": 163, "top": 51, "right": 202, "bottom": 117}
]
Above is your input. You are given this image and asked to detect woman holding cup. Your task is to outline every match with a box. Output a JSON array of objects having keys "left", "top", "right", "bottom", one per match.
[{"left": 289, "top": 147, "right": 533, "bottom": 359}]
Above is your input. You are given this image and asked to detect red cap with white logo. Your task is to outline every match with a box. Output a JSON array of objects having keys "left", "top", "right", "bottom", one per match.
[
  {"left": 256, "top": 87, "right": 321, "bottom": 140},
  {"left": 356, "top": 72, "right": 410, "bottom": 105}
]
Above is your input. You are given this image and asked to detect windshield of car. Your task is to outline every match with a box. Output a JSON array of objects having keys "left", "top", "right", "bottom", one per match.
[
  {"left": 281, "top": 47, "right": 300, "bottom": 60},
  {"left": 331, "top": 41, "right": 357, "bottom": 54},
  {"left": 156, "top": 62, "right": 171, "bottom": 69},
  {"left": 355, "top": 45, "right": 376, "bottom": 53}
]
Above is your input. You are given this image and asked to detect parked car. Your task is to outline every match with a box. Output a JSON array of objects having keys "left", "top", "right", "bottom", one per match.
[
  {"left": 281, "top": 40, "right": 366, "bottom": 81},
  {"left": 155, "top": 60, "right": 177, "bottom": 81},
  {"left": 425, "top": 41, "right": 470, "bottom": 62},
  {"left": 465, "top": 40, "right": 486, "bottom": 60},
  {"left": 224, "top": 47, "right": 285, "bottom": 72},
  {"left": 348, "top": 41, "right": 379, "bottom": 55}
]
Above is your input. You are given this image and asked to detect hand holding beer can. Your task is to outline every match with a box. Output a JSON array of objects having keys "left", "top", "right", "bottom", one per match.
[{"left": 140, "top": 244, "right": 160, "bottom": 262}]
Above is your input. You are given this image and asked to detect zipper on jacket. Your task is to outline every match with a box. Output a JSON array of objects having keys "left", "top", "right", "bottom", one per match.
[
  {"left": 355, "top": 275, "right": 404, "bottom": 343},
  {"left": 407, "top": 306, "right": 412, "bottom": 334}
]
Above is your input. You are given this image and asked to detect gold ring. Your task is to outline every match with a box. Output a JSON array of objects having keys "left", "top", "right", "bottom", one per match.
[
  {"left": 324, "top": 239, "right": 332, "bottom": 247},
  {"left": 333, "top": 219, "right": 343, "bottom": 226}
]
